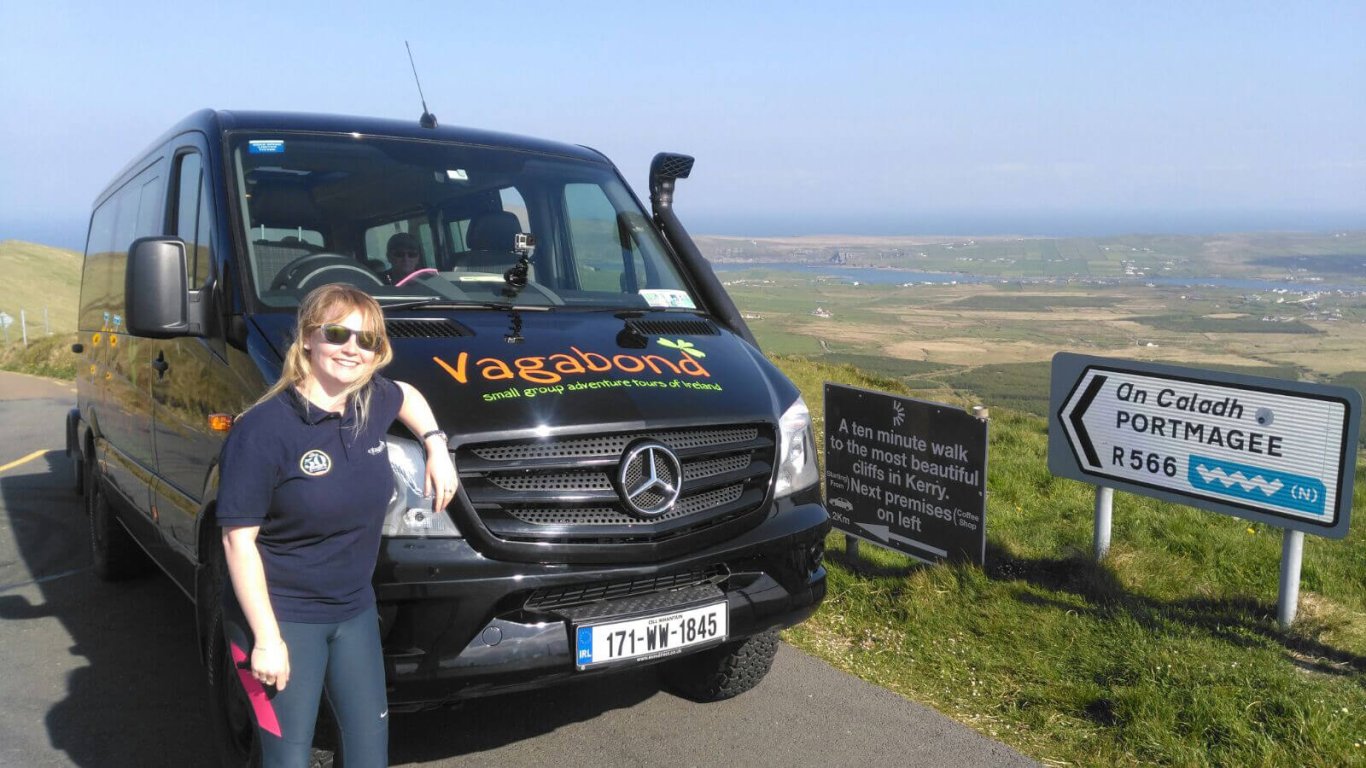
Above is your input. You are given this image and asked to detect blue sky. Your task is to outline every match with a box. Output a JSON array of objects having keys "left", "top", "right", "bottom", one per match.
[{"left": 2, "top": 1, "right": 1363, "bottom": 248}]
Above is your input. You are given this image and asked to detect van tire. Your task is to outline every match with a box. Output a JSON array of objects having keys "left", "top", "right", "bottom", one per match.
[
  {"left": 87, "top": 462, "right": 149, "bottom": 581},
  {"left": 660, "top": 629, "right": 780, "bottom": 702},
  {"left": 201, "top": 542, "right": 336, "bottom": 768},
  {"left": 71, "top": 446, "right": 84, "bottom": 496}
]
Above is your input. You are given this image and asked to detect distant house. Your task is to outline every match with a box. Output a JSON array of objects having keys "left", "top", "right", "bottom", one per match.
[{"left": 811, "top": 307, "right": 833, "bottom": 318}]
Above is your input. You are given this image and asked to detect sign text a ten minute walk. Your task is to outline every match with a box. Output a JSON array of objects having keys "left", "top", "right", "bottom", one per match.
[
  {"left": 1048, "top": 353, "right": 1360, "bottom": 538},
  {"left": 824, "top": 383, "right": 988, "bottom": 565}
]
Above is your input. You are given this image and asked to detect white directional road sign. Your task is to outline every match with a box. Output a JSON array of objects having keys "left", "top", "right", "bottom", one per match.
[{"left": 1048, "top": 353, "right": 1360, "bottom": 538}]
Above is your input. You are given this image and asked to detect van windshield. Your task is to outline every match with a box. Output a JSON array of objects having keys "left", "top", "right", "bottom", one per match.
[{"left": 229, "top": 133, "right": 699, "bottom": 312}]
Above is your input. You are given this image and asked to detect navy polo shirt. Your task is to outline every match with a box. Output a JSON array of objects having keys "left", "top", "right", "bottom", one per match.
[{"left": 217, "top": 376, "right": 405, "bottom": 623}]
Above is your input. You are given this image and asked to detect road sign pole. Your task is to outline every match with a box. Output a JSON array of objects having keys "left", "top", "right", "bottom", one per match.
[
  {"left": 1094, "top": 485, "right": 1113, "bottom": 561},
  {"left": 1277, "top": 528, "right": 1304, "bottom": 628},
  {"left": 20, "top": 309, "right": 28, "bottom": 347},
  {"left": 845, "top": 535, "right": 859, "bottom": 560}
]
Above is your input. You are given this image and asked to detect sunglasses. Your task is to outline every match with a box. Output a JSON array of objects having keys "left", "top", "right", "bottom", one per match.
[{"left": 319, "top": 323, "right": 382, "bottom": 352}]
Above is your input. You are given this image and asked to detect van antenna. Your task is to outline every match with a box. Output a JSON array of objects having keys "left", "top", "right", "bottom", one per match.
[{"left": 406, "top": 41, "right": 437, "bottom": 129}]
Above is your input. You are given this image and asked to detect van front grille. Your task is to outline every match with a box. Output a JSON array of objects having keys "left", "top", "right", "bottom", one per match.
[
  {"left": 523, "top": 567, "right": 728, "bottom": 613},
  {"left": 456, "top": 424, "right": 774, "bottom": 560}
]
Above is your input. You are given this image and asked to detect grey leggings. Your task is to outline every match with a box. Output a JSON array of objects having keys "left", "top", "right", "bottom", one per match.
[{"left": 224, "top": 603, "right": 389, "bottom": 768}]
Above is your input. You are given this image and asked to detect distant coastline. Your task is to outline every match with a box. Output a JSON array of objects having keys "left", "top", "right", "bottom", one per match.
[{"left": 711, "top": 262, "right": 1360, "bottom": 293}]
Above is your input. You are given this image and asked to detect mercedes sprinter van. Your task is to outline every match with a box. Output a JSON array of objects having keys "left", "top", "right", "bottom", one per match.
[{"left": 67, "top": 110, "right": 828, "bottom": 763}]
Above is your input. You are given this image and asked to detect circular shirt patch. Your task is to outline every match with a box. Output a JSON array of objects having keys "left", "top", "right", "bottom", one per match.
[{"left": 299, "top": 449, "right": 332, "bottom": 476}]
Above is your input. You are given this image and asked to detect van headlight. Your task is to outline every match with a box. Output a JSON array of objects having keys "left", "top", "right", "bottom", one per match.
[
  {"left": 382, "top": 436, "right": 462, "bottom": 537},
  {"left": 774, "top": 397, "right": 819, "bottom": 498}
]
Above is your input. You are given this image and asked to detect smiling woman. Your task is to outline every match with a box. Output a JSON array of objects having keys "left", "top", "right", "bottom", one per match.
[{"left": 216, "top": 283, "right": 457, "bottom": 767}]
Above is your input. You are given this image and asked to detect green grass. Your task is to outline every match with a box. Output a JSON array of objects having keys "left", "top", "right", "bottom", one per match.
[
  {"left": 945, "top": 294, "right": 1120, "bottom": 311},
  {"left": 0, "top": 240, "right": 82, "bottom": 335},
  {"left": 939, "top": 361, "right": 1054, "bottom": 417},
  {"left": 0, "top": 333, "right": 80, "bottom": 379},
  {"left": 816, "top": 353, "right": 952, "bottom": 381},
  {"left": 775, "top": 355, "right": 1366, "bottom": 767},
  {"left": 1131, "top": 315, "right": 1322, "bottom": 335},
  {"left": 0, "top": 240, "right": 83, "bottom": 379}
]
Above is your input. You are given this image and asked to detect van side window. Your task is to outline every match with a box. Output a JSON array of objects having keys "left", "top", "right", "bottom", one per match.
[
  {"left": 565, "top": 183, "right": 653, "bottom": 293},
  {"left": 174, "top": 152, "right": 214, "bottom": 287},
  {"left": 79, "top": 161, "right": 164, "bottom": 331},
  {"left": 80, "top": 200, "right": 120, "bottom": 331}
]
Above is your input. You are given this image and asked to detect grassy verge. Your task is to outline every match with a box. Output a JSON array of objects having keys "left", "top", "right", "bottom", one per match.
[
  {"left": 774, "top": 355, "right": 1366, "bottom": 768},
  {"left": 0, "top": 333, "right": 79, "bottom": 380}
]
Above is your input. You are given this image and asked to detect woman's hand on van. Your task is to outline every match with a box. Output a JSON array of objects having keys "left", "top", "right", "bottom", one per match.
[
  {"left": 395, "top": 381, "right": 460, "bottom": 512},
  {"left": 424, "top": 448, "right": 458, "bottom": 513}
]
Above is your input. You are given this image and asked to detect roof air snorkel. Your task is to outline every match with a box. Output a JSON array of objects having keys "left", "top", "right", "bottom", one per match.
[{"left": 648, "top": 153, "right": 758, "bottom": 347}]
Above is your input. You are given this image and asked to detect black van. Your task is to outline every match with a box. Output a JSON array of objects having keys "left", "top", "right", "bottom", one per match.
[{"left": 66, "top": 109, "right": 828, "bottom": 761}]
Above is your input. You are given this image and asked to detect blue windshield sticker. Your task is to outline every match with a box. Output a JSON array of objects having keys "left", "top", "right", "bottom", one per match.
[{"left": 248, "top": 140, "right": 285, "bottom": 154}]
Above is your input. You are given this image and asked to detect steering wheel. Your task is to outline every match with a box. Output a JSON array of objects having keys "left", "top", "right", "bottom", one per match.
[
  {"left": 270, "top": 253, "right": 384, "bottom": 291},
  {"left": 394, "top": 267, "right": 439, "bottom": 287}
]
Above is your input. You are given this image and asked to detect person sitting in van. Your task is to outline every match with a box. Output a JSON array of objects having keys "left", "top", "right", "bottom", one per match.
[
  {"left": 379, "top": 232, "right": 426, "bottom": 285},
  {"left": 382, "top": 232, "right": 425, "bottom": 285}
]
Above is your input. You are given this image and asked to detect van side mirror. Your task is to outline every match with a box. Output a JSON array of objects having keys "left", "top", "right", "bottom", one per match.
[{"left": 125, "top": 237, "right": 205, "bottom": 338}]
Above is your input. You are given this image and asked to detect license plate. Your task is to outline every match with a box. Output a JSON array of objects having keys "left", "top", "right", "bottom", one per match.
[{"left": 575, "top": 601, "right": 728, "bottom": 670}]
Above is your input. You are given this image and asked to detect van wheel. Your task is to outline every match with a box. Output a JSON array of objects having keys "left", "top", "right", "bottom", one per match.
[
  {"left": 71, "top": 447, "right": 84, "bottom": 496},
  {"left": 87, "top": 466, "right": 149, "bottom": 580},
  {"left": 201, "top": 544, "right": 336, "bottom": 768},
  {"left": 660, "top": 629, "right": 780, "bottom": 702}
]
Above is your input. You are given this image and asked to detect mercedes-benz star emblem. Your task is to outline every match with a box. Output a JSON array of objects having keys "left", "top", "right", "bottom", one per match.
[{"left": 616, "top": 441, "right": 683, "bottom": 518}]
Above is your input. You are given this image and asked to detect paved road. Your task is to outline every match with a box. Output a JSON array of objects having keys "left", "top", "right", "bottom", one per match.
[{"left": 0, "top": 370, "right": 1035, "bottom": 767}]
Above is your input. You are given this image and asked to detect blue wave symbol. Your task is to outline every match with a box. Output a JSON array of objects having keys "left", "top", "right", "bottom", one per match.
[{"left": 1188, "top": 454, "right": 1327, "bottom": 517}]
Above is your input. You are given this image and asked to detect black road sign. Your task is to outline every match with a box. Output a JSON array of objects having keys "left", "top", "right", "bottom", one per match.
[{"left": 823, "top": 383, "right": 988, "bottom": 565}]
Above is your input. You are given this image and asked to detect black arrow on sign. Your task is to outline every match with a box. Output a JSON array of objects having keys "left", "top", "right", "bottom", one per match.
[{"left": 1069, "top": 373, "right": 1107, "bottom": 468}]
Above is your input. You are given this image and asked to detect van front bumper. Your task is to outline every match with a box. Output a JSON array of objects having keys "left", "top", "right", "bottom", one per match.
[{"left": 373, "top": 496, "right": 828, "bottom": 711}]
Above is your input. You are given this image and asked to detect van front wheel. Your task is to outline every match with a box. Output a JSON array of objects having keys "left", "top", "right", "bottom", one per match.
[{"left": 660, "top": 629, "right": 780, "bottom": 702}]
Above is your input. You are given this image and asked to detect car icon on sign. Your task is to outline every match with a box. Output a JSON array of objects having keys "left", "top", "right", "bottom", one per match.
[{"left": 829, "top": 497, "right": 854, "bottom": 512}]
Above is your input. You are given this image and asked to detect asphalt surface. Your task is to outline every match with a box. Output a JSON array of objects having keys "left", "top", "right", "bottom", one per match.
[{"left": 0, "top": 369, "right": 1035, "bottom": 767}]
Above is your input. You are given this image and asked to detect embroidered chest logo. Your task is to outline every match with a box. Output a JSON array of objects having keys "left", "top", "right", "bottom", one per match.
[{"left": 299, "top": 449, "right": 332, "bottom": 476}]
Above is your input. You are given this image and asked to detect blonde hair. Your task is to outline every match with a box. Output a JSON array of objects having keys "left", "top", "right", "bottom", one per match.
[{"left": 249, "top": 283, "right": 393, "bottom": 432}]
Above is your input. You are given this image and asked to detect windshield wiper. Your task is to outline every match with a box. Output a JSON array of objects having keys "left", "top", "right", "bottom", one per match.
[{"left": 379, "top": 298, "right": 549, "bottom": 312}]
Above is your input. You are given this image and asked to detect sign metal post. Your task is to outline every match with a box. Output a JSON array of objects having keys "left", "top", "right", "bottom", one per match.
[{"left": 1094, "top": 486, "right": 1113, "bottom": 560}]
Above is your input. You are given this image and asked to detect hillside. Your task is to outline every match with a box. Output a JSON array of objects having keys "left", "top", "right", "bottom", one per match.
[{"left": 0, "top": 240, "right": 82, "bottom": 336}]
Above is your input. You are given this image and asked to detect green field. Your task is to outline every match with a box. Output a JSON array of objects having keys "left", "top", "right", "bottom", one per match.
[
  {"left": 0, "top": 240, "right": 81, "bottom": 334},
  {"left": 0, "top": 241, "right": 82, "bottom": 377}
]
